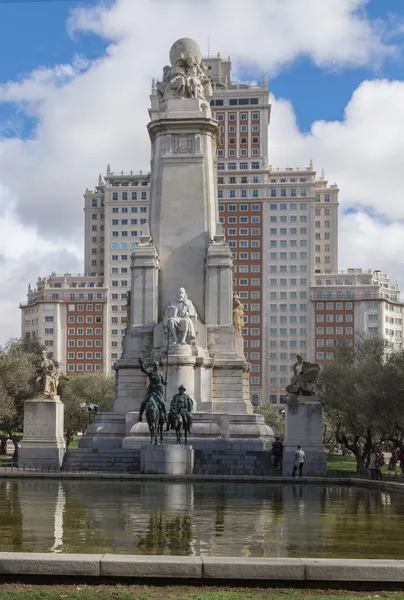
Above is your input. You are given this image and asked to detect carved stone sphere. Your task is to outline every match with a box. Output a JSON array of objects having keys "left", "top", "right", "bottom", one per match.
[{"left": 169, "top": 38, "right": 202, "bottom": 67}]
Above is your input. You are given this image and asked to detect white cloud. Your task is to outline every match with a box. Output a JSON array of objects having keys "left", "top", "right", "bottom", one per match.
[{"left": 0, "top": 0, "right": 403, "bottom": 343}]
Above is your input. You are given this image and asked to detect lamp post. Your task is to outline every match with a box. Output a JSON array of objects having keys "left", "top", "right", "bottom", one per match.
[{"left": 80, "top": 402, "right": 99, "bottom": 427}]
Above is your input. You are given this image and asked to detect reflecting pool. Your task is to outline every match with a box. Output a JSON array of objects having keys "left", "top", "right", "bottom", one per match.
[{"left": 0, "top": 480, "right": 403, "bottom": 558}]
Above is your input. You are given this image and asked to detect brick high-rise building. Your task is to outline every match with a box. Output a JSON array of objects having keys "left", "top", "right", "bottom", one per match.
[{"left": 20, "top": 273, "right": 107, "bottom": 374}]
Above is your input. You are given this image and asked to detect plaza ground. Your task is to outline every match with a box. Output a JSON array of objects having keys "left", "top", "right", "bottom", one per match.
[{"left": 0, "top": 586, "right": 404, "bottom": 600}]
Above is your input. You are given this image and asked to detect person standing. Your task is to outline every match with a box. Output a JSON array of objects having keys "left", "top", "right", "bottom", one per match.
[
  {"left": 368, "top": 448, "right": 378, "bottom": 480},
  {"left": 272, "top": 437, "right": 283, "bottom": 471},
  {"left": 292, "top": 445, "right": 306, "bottom": 478}
]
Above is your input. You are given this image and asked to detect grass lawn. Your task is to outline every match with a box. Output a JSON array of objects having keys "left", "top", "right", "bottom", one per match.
[
  {"left": 327, "top": 454, "right": 357, "bottom": 473},
  {"left": 0, "top": 586, "right": 403, "bottom": 600}
]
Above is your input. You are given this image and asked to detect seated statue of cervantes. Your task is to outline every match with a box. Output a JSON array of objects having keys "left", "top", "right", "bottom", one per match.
[{"left": 163, "top": 287, "right": 197, "bottom": 345}]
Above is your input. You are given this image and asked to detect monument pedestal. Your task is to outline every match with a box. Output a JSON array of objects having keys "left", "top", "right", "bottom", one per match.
[
  {"left": 19, "top": 395, "right": 66, "bottom": 470},
  {"left": 141, "top": 444, "right": 194, "bottom": 475},
  {"left": 282, "top": 396, "right": 326, "bottom": 477}
]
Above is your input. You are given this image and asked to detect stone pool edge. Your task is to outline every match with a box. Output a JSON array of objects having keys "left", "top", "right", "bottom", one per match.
[
  {"left": 0, "top": 554, "right": 404, "bottom": 585},
  {"left": 0, "top": 470, "right": 404, "bottom": 493}
]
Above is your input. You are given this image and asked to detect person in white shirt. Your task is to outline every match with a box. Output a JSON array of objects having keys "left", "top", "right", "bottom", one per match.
[{"left": 292, "top": 445, "right": 306, "bottom": 478}]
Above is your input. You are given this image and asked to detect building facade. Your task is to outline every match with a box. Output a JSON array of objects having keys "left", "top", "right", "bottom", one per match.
[
  {"left": 310, "top": 269, "right": 404, "bottom": 363},
  {"left": 20, "top": 273, "right": 108, "bottom": 374},
  {"left": 21, "top": 53, "right": 342, "bottom": 406}
]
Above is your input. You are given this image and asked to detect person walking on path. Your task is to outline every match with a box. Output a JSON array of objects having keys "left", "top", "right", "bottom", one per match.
[
  {"left": 292, "top": 445, "right": 306, "bottom": 478},
  {"left": 368, "top": 449, "right": 378, "bottom": 480}
]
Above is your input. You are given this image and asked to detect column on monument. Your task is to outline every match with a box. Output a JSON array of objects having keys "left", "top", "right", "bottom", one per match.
[
  {"left": 114, "top": 239, "right": 160, "bottom": 414},
  {"left": 130, "top": 242, "right": 159, "bottom": 327},
  {"left": 205, "top": 240, "right": 233, "bottom": 326}
]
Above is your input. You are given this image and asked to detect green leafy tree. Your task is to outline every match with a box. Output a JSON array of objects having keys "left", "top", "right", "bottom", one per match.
[
  {"left": 320, "top": 334, "right": 389, "bottom": 473},
  {"left": 254, "top": 403, "right": 285, "bottom": 438},
  {"left": 59, "top": 374, "right": 115, "bottom": 447},
  {"left": 0, "top": 336, "right": 45, "bottom": 460}
]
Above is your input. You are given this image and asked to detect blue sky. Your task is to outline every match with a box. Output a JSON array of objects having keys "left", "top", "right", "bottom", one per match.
[{"left": 0, "top": 0, "right": 403, "bottom": 133}]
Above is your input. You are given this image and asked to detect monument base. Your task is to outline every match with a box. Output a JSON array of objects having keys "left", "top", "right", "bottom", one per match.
[
  {"left": 78, "top": 412, "right": 126, "bottom": 449},
  {"left": 141, "top": 444, "right": 194, "bottom": 475},
  {"left": 282, "top": 396, "right": 326, "bottom": 477},
  {"left": 19, "top": 395, "right": 66, "bottom": 470}
]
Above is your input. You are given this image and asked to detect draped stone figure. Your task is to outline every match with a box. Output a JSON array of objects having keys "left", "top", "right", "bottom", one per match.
[
  {"left": 36, "top": 351, "right": 59, "bottom": 398},
  {"left": 163, "top": 287, "right": 197, "bottom": 345},
  {"left": 285, "top": 354, "right": 321, "bottom": 398},
  {"left": 156, "top": 38, "right": 213, "bottom": 105}
]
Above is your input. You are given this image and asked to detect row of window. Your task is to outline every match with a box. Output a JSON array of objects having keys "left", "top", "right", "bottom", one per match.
[
  {"left": 228, "top": 228, "right": 261, "bottom": 236},
  {"left": 228, "top": 240, "right": 261, "bottom": 248},
  {"left": 218, "top": 162, "right": 260, "bottom": 171},
  {"left": 269, "top": 304, "right": 307, "bottom": 311},
  {"left": 111, "top": 207, "right": 147, "bottom": 214},
  {"left": 68, "top": 304, "right": 103, "bottom": 311},
  {"left": 270, "top": 188, "right": 308, "bottom": 198},
  {"left": 218, "top": 149, "right": 260, "bottom": 157},
  {"left": 269, "top": 265, "right": 308, "bottom": 273},
  {"left": 237, "top": 278, "right": 261, "bottom": 286},
  {"left": 68, "top": 316, "right": 101, "bottom": 323},
  {"left": 111, "top": 294, "right": 128, "bottom": 300},
  {"left": 268, "top": 252, "right": 308, "bottom": 259},
  {"left": 316, "top": 302, "right": 353, "bottom": 310},
  {"left": 67, "top": 328, "right": 102, "bottom": 335},
  {"left": 218, "top": 188, "right": 262, "bottom": 198},
  {"left": 269, "top": 278, "right": 307, "bottom": 286},
  {"left": 316, "top": 327, "right": 353, "bottom": 335},
  {"left": 216, "top": 114, "right": 260, "bottom": 124},
  {"left": 269, "top": 353, "right": 305, "bottom": 359},
  {"left": 68, "top": 364, "right": 102, "bottom": 372},
  {"left": 234, "top": 265, "right": 261, "bottom": 273},
  {"left": 111, "top": 329, "right": 126, "bottom": 335},
  {"left": 68, "top": 352, "right": 102, "bottom": 359},
  {"left": 68, "top": 340, "right": 102, "bottom": 347},
  {"left": 219, "top": 203, "right": 260, "bottom": 212},
  {"left": 241, "top": 328, "right": 260, "bottom": 336},
  {"left": 270, "top": 240, "right": 308, "bottom": 247},
  {"left": 211, "top": 98, "right": 260, "bottom": 106},
  {"left": 269, "top": 227, "right": 307, "bottom": 234},
  {"left": 111, "top": 218, "right": 146, "bottom": 225},
  {"left": 317, "top": 314, "right": 353, "bottom": 323},
  {"left": 223, "top": 136, "right": 260, "bottom": 145},
  {"left": 222, "top": 216, "right": 261, "bottom": 224},
  {"left": 270, "top": 216, "right": 307, "bottom": 223},
  {"left": 268, "top": 341, "right": 305, "bottom": 348},
  {"left": 111, "top": 231, "right": 143, "bottom": 237},
  {"left": 269, "top": 365, "right": 300, "bottom": 372},
  {"left": 231, "top": 252, "right": 260, "bottom": 260},
  {"left": 243, "top": 340, "right": 261, "bottom": 347},
  {"left": 269, "top": 317, "right": 307, "bottom": 324},
  {"left": 111, "top": 192, "right": 148, "bottom": 201}
]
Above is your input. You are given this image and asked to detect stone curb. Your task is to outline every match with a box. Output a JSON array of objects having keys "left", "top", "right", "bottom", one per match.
[
  {"left": 1, "top": 554, "right": 404, "bottom": 582},
  {"left": 0, "top": 471, "right": 403, "bottom": 491}
]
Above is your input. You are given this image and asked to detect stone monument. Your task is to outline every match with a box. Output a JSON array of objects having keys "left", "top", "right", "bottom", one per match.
[
  {"left": 19, "top": 351, "right": 66, "bottom": 470},
  {"left": 282, "top": 355, "right": 326, "bottom": 476},
  {"left": 77, "top": 37, "right": 273, "bottom": 475}
]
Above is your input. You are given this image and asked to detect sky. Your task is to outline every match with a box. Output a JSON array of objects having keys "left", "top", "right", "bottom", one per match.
[{"left": 0, "top": 0, "right": 404, "bottom": 343}]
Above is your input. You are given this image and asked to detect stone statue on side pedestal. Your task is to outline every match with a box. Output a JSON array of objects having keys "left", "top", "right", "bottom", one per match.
[
  {"left": 233, "top": 293, "right": 245, "bottom": 333},
  {"left": 163, "top": 287, "right": 197, "bottom": 346},
  {"left": 35, "top": 351, "right": 59, "bottom": 398},
  {"left": 285, "top": 354, "right": 321, "bottom": 399}
]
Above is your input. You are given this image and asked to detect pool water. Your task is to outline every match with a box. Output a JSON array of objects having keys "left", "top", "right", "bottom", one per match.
[{"left": 0, "top": 479, "right": 403, "bottom": 558}]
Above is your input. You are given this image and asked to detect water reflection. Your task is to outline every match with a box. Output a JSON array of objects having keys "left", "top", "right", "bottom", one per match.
[{"left": 0, "top": 479, "right": 404, "bottom": 558}]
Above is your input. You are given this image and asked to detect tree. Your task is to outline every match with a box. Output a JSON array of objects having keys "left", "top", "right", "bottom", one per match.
[
  {"left": 320, "top": 334, "right": 390, "bottom": 473},
  {"left": 0, "top": 336, "right": 45, "bottom": 460},
  {"left": 59, "top": 374, "right": 115, "bottom": 447},
  {"left": 254, "top": 403, "right": 285, "bottom": 438}
]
